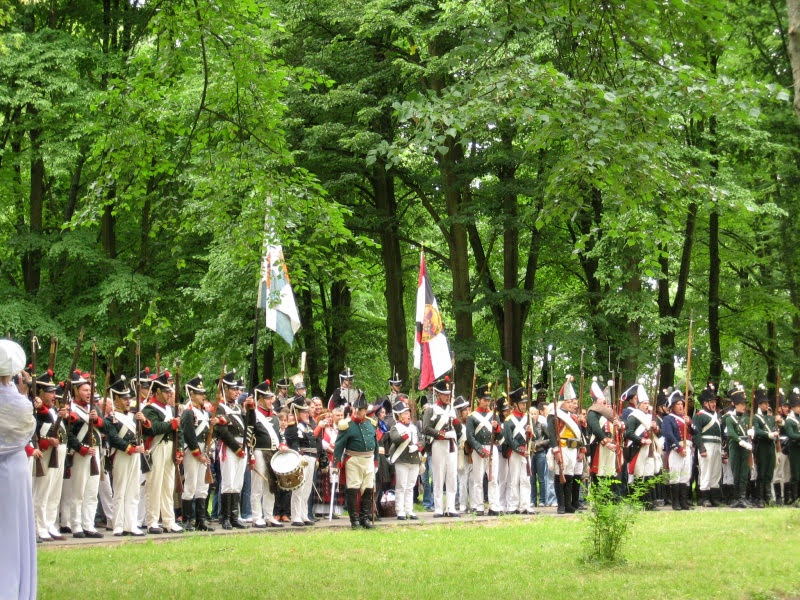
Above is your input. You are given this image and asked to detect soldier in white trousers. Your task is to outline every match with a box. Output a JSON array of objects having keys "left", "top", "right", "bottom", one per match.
[
  {"left": 215, "top": 370, "right": 247, "bottom": 529},
  {"left": 32, "top": 371, "right": 68, "bottom": 541},
  {"left": 106, "top": 376, "right": 146, "bottom": 536},
  {"left": 249, "top": 380, "right": 287, "bottom": 528},
  {"left": 422, "top": 378, "right": 460, "bottom": 518},
  {"left": 180, "top": 374, "right": 216, "bottom": 531},
  {"left": 503, "top": 387, "right": 535, "bottom": 514},
  {"left": 388, "top": 400, "right": 423, "bottom": 520},
  {"left": 466, "top": 385, "right": 502, "bottom": 515},
  {"left": 65, "top": 370, "right": 104, "bottom": 538},
  {"left": 454, "top": 396, "right": 472, "bottom": 512},
  {"left": 142, "top": 370, "right": 184, "bottom": 533}
]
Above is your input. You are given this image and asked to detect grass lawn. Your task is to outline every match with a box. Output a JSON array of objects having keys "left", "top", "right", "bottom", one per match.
[{"left": 39, "top": 508, "right": 800, "bottom": 600}]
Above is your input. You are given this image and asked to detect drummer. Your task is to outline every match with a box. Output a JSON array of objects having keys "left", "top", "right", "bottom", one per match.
[
  {"left": 250, "top": 380, "right": 288, "bottom": 528},
  {"left": 284, "top": 395, "right": 321, "bottom": 527}
]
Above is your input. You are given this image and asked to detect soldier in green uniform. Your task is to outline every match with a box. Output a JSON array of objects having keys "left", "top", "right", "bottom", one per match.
[
  {"left": 752, "top": 385, "right": 778, "bottom": 507},
  {"left": 724, "top": 384, "right": 752, "bottom": 509},
  {"left": 333, "top": 392, "right": 379, "bottom": 529},
  {"left": 692, "top": 384, "right": 723, "bottom": 507},
  {"left": 466, "top": 384, "right": 502, "bottom": 515},
  {"left": 782, "top": 389, "right": 800, "bottom": 505}
]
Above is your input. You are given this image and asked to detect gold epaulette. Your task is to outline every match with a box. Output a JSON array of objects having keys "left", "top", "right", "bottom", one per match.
[
  {"left": 368, "top": 417, "right": 378, "bottom": 427},
  {"left": 338, "top": 418, "right": 351, "bottom": 431}
]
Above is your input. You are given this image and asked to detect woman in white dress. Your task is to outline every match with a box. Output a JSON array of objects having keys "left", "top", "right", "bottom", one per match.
[{"left": 0, "top": 339, "right": 37, "bottom": 600}]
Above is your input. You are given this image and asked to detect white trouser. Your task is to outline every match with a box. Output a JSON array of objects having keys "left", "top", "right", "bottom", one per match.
[
  {"left": 112, "top": 450, "right": 141, "bottom": 532},
  {"left": 632, "top": 447, "right": 657, "bottom": 478},
  {"left": 471, "top": 447, "right": 500, "bottom": 512},
  {"left": 457, "top": 461, "right": 472, "bottom": 511},
  {"left": 137, "top": 472, "right": 147, "bottom": 525},
  {"left": 145, "top": 441, "right": 176, "bottom": 528},
  {"left": 507, "top": 452, "right": 532, "bottom": 512},
  {"left": 698, "top": 442, "right": 722, "bottom": 490},
  {"left": 182, "top": 443, "right": 210, "bottom": 500},
  {"left": 290, "top": 456, "right": 316, "bottom": 523},
  {"left": 70, "top": 452, "right": 100, "bottom": 533},
  {"left": 250, "top": 450, "right": 276, "bottom": 522},
  {"left": 34, "top": 445, "right": 66, "bottom": 538},
  {"left": 60, "top": 474, "right": 74, "bottom": 529},
  {"left": 220, "top": 444, "right": 246, "bottom": 494},
  {"left": 596, "top": 443, "right": 617, "bottom": 477},
  {"left": 431, "top": 440, "right": 458, "bottom": 514},
  {"left": 668, "top": 444, "right": 693, "bottom": 484},
  {"left": 98, "top": 459, "right": 113, "bottom": 523},
  {"left": 498, "top": 453, "right": 509, "bottom": 511},
  {"left": 549, "top": 447, "right": 578, "bottom": 477},
  {"left": 394, "top": 462, "right": 418, "bottom": 517}
]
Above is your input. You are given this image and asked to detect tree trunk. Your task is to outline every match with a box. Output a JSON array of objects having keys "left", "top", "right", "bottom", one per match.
[
  {"left": 324, "top": 280, "right": 351, "bottom": 397},
  {"left": 23, "top": 115, "right": 44, "bottom": 294},
  {"left": 101, "top": 186, "right": 117, "bottom": 259},
  {"left": 788, "top": 0, "right": 800, "bottom": 126},
  {"left": 373, "top": 161, "right": 409, "bottom": 386},
  {"left": 499, "top": 127, "right": 522, "bottom": 375}
]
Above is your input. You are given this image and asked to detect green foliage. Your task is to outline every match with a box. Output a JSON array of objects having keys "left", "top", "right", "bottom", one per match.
[{"left": 584, "top": 476, "right": 658, "bottom": 564}]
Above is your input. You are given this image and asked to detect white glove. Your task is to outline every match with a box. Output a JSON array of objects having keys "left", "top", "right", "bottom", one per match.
[
  {"left": 739, "top": 440, "right": 752, "bottom": 451},
  {"left": 747, "top": 428, "right": 755, "bottom": 438},
  {"left": 409, "top": 444, "right": 418, "bottom": 453},
  {"left": 444, "top": 430, "right": 456, "bottom": 440},
  {"left": 770, "top": 431, "right": 778, "bottom": 440}
]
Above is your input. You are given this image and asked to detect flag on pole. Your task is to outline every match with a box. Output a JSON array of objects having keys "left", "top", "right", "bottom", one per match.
[
  {"left": 413, "top": 251, "right": 452, "bottom": 390},
  {"left": 258, "top": 244, "right": 301, "bottom": 347}
]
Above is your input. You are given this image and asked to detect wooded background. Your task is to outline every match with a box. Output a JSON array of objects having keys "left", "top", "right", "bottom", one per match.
[{"left": 4, "top": 0, "right": 800, "bottom": 401}]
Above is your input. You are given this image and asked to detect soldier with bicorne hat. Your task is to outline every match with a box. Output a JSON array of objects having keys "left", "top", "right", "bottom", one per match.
[
  {"left": 32, "top": 369, "right": 68, "bottom": 541},
  {"left": 65, "top": 370, "right": 104, "bottom": 538},
  {"left": 179, "top": 374, "right": 217, "bottom": 531},
  {"left": 328, "top": 368, "right": 359, "bottom": 414},
  {"left": 502, "top": 385, "right": 535, "bottom": 515},
  {"left": 466, "top": 383, "right": 502, "bottom": 516},
  {"left": 663, "top": 390, "right": 696, "bottom": 510},
  {"left": 142, "top": 370, "right": 184, "bottom": 533},
  {"left": 723, "top": 384, "right": 752, "bottom": 508},
  {"left": 752, "top": 384, "right": 779, "bottom": 507},
  {"left": 422, "top": 376, "right": 461, "bottom": 518},
  {"left": 692, "top": 383, "right": 723, "bottom": 507},
  {"left": 106, "top": 376, "right": 147, "bottom": 536},
  {"left": 250, "top": 379, "right": 288, "bottom": 528},
  {"left": 285, "top": 395, "right": 320, "bottom": 527},
  {"left": 333, "top": 390, "right": 379, "bottom": 528},
  {"left": 781, "top": 388, "right": 800, "bottom": 505},
  {"left": 387, "top": 399, "right": 422, "bottom": 520},
  {"left": 214, "top": 369, "right": 248, "bottom": 530}
]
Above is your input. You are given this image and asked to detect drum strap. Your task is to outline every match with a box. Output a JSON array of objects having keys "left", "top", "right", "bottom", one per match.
[{"left": 255, "top": 409, "right": 280, "bottom": 449}]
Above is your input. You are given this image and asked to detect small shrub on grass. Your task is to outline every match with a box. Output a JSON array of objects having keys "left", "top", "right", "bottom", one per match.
[{"left": 583, "top": 476, "right": 659, "bottom": 564}]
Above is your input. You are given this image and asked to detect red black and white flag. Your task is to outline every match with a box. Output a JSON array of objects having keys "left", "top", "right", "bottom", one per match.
[{"left": 413, "top": 251, "right": 452, "bottom": 390}]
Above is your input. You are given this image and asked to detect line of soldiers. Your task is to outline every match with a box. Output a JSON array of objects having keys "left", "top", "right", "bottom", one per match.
[{"left": 16, "top": 361, "right": 800, "bottom": 542}]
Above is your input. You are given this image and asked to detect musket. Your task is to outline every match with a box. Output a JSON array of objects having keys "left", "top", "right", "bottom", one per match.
[
  {"left": 48, "top": 336, "right": 57, "bottom": 372},
  {"left": 300, "top": 351, "right": 306, "bottom": 384},
  {"left": 173, "top": 360, "right": 184, "bottom": 494},
  {"left": 470, "top": 362, "right": 477, "bottom": 413},
  {"left": 578, "top": 347, "right": 585, "bottom": 411},
  {"left": 88, "top": 340, "right": 100, "bottom": 477},
  {"left": 684, "top": 315, "right": 694, "bottom": 454},
  {"left": 549, "top": 348, "right": 566, "bottom": 484},
  {"left": 135, "top": 338, "right": 152, "bottom": 474},
  {"left": 205, "top": 360, "right": 227, "bottom": 484},
  {"left": 748, "top": 382, "right": 756, "bottom": 468},
  {"left": 30, "top": 334, "right": 45, "bottom": 478},
  {"left": 776, "top": 369, "right": 783, "bottom": 454},
  {"left": 409, "top": 370, "right": 417, "bottom": 423},
  {"left": 488, "top": 381, "right": 498, "bottom": 482},
  {"left": 50, "top": 328, "right": 83, "bottom": 470}
]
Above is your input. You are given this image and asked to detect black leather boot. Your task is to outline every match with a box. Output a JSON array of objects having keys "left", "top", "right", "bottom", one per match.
[
  {"left": 671, "top": 485, "right": 681, "bottom": 510},
  {"left": 220, "top": 493, "right": 232, "bottom": 530},
  {"left": 346, "top": 489, "right": 359, "bottom": 528},
  {"left": 182, "top": 500, "right": 195, "bottom": 531},
  {"left": 230, "top": 493, "right": 247, "bottom": 528},
  {"left": 563, "top": 476, "right": 575, "bottom": 514},
  {"left": 571, "top": 477, "right": 582, "bottom": 512},
  {"left": 359, "top": 488, "right": 376, "bottom": 529},
  {"left": 680, "top": 484, "right": 693, "bottom": 510},
  {"left": 195, "top": 498, "right": 214, "bottom": 531},
  {"left": 554, "top": 479, "right": 566, "bottom": 514}
]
